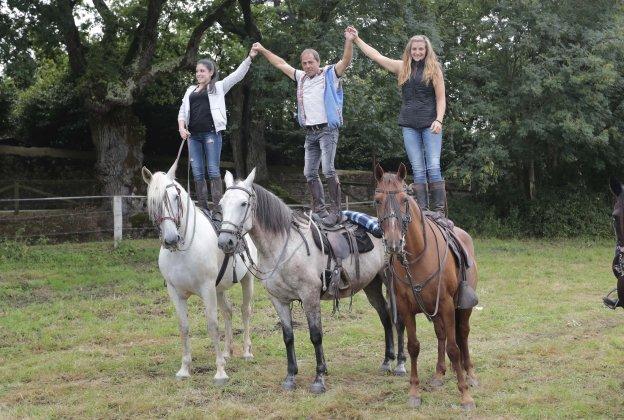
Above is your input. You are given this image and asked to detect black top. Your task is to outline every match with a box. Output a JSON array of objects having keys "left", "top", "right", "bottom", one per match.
[
  {"left": 188, "top": 88, "right": 215, "bottom": 133},
  {"left": 398, "top": 60, "right": 437, "bottom": 129}
]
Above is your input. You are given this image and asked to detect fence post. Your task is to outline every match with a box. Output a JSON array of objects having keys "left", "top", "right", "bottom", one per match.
[
  {"left": 113, "top": 196, "right": 122, "bottom": 248},
  {"left": 13, "top": 182, "right": 19, "bottom": 215},
  {"left": 345, "top": 194, "right": 349, "bottom": 211}
]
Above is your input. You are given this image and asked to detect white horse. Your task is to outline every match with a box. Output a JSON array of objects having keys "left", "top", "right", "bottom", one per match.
[
  {"left": 217, "top": 169, "right": 406, "bottom": 394},
  {"left": 142, "top": 160, "right": 257, "bottom": 385}
]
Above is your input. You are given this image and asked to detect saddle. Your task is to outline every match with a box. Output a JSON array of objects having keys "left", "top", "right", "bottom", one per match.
[
  {"left": 309, "top": 218, "right": 375, "bottom": 301},
  {"left": 425, "top": 211, "right": 476, "bottom": 309}
]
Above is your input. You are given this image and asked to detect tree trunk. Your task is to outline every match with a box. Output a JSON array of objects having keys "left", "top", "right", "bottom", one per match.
[
  {"left": 90, "top": 107, "right": 145, "bottom": 196},
  {"left": 229, "top": 85, "right": 246, "bottom": 178},
  {"left": 248, "top": 117, "right": 268, "bottom": 181},
  {"left": 527, "top": 159, "right": 536, "bottom": 200}
]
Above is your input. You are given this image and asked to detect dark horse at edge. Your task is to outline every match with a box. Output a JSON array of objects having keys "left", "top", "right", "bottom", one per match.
[{"left": 603, "top": 177, "right": 624, "bottom": 309}]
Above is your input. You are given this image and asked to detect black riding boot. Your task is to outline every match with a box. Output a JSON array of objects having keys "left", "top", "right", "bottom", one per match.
[
  {"left": 428, "top": 180, "right": 447, "bottom": 217},
  {"left": 409, "top": 183, "right": 429, "bottom": 210},
  {"left": 194, "top": 179, "right": 209, "bottom": 211},
  {"left": 209, "top": 176, "right": 223, "bottom": 223},
  {"left": 307, "top": 179, "right": 329, "bottom": 218},
  {"left": 323, "top": 175, "right": 344, "bottom": 226}
]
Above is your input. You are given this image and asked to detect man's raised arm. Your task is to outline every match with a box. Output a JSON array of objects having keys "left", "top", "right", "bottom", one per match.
[
  {"left": 334, "top": 28, "right": 355, "bottom": 77},
  {"left": 252, "top": 42, "right": 297, "bottom": 81}
]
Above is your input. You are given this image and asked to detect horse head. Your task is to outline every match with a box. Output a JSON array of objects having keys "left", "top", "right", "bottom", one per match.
[
  {"left": 142, "top": 162, "right": 187, "bottom": 250},
  {"left": 374, "top": 163, "right": 413, "bottom": 255},
  {"left": 218, "top": 168, "right": 257, "bottom": 254},
  {"left": 610, "top": 177, "right": 624, "bottom": 246}
]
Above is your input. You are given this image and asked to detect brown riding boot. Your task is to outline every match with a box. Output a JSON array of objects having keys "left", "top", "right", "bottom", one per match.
[
  {"left": 194, "top": 179, "right": 209, "bottom": 211},
  {"left": 323, "top": 175, "right": 344, "bottom": 226},
  {"left": 409, "top": 183, "right": 429, "bottom": 210},
  {"left": 209, "top": 176, "right": 223, "bottom": 223},
  {"left": 428, "top": 180, "right": 447, "bottom": 217},
  {"left": 307, "top": 179, "right": 329, "bottom": 218}
]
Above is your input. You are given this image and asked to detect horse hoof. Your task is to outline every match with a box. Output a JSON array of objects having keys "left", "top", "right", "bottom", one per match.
[
  {"left": 379, "top": 361, "right": 392, "bottom": 373},
  {"left": 461, "top": 401, "right": 476, "bottom": 411},
  {"left": 407, "top": 396, "right": 422, "bottom": 408},
  {"left": 243, "top": 353, "right": 254, "bottom": 361},
  {"left": 467, "top": 376, "right": 479, "bottom": 387},
  {"left": 213, "top": 377, "right": 229, "bottom": 386},
  {"left": 175, "top": 371, "right": 190, "bottom": 380},
  {"left": 394, "top": 364, "right": 407, "bottom": 376},
  {"left": 310, "top": 382, "right": 326, "bottom": 394},
  {"left": 282, "top": 378, "right": 296, "bottom": 391},
  {"left": 429, "top": 377, "right": 444, "bottom": 388}
]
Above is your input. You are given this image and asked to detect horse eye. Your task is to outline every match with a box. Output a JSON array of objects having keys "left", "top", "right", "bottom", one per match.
[{"left": 241, "top": 202, "right": 247, "bottom": 207}]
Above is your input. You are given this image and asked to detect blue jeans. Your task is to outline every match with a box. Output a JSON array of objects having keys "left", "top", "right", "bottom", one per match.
[
  {"left": 189, "top": 131, "right": 222, "bottom": 180},
  {"left": 303, "top": 127, "right": 339, "bottom": 181},
  {"left": 402, "top": 126, "right": 443, "bottom": 184}
]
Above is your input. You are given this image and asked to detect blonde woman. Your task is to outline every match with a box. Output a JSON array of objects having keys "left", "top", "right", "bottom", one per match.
[{"left": 349, "top": 26, "right": 447, "bottom": 214}]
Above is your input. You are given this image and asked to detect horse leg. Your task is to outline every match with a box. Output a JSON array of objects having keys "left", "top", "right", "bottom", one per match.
[
  {"left": 440, "top": 304, "right": 475, "bottom": 410},
  {"left": 270, "top": 297, "right": 298, "bottom": 390},
  {"left": 216, "top": 291, "right": 233, "bottom": 359},
  {"left": 394, "top": 313, "right": 407, "bottom": 376},
  {"left": 301, "top": 296, "right": 327, "bottom": 394},
  {"left": 429, "top": 317, "right": 446, "bottom": 388},
  {"left": 200, "top": 287, "right": 228, "bottom": 385},
  {"left": 166, "top": 284, "right": 192, "bottom": 379},
  {"left": 456, "top": 308, "right": 478, "bottom": 387},
  {"left": 239, "top": 272, "right": 254, "bottom": 360},
  {"left": 363, "top": 275, "right": 396, "bottom": 373},
  {"left": 402, "top": 312, "right": 422, "bottom": 408}
]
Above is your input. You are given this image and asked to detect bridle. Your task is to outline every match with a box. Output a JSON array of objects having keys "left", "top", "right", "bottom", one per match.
[
  {"left": 153, "top": 181, "right": 196, "bottom": 252},
  {"left": 218, "top": 185, "right": 257, "bottom": 255},
  {"left": 375, "top": 183, "right": 449, "bottom": 321}
]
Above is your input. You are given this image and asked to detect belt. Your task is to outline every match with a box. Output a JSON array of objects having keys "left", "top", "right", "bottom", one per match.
[{"left": 305, "top": 123, "right": 328, "bottom": 131}]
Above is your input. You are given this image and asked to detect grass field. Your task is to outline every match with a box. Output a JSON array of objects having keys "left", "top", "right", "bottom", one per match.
[{"left": 0, "top": 238, "right": 622, "bottom": 418}]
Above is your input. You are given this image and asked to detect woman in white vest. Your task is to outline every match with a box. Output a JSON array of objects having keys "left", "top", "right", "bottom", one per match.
[{"left": 177, "top": 48, "right": 257, "bottom": 220}]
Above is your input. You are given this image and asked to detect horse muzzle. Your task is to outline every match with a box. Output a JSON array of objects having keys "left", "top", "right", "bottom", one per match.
[
  {"left": 383, "top": 238, "right": 404, "bottom": 255},
  {"left": 163, "top": 233, "right": 181, "bottom": 250},
  {"left": 217, "top": 232, "right": 239, "bottom": 254}
]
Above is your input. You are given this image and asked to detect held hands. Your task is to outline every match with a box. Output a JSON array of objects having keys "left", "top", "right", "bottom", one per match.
[
  {"left": 345, "top": 26, "right": 358, "bottom": 41},
  {"left": 251, "top": 42, "right": 265, "bottom": 56},
  {"left": 430, "top": 120, "right": 443, "bottom": 134}
]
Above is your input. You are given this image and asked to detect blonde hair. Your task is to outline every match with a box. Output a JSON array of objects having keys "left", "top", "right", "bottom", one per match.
[{"left": 397, "top": 35, "right": 440, "bottom": 86}]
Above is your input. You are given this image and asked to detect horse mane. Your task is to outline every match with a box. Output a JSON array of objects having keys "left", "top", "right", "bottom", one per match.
[
  {"left": 251, "top": 183, "right": 293, "bottom": 236},
  {"left": 146, "top": 172, "right": 182, "bottom": 222}
]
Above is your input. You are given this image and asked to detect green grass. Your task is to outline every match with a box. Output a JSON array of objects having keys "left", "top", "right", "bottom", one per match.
[{"left": 0, "top": 238, "right": 623, "bottom": 418}]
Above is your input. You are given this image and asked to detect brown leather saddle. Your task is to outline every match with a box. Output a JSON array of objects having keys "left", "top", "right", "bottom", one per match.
[{"left": 310, "top": 220, "right": 375, "bottom": 300}]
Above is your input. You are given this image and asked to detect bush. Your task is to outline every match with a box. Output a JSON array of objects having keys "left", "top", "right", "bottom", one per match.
[{"left": 450, "top": 188, "right": 612, "bottom": 239}]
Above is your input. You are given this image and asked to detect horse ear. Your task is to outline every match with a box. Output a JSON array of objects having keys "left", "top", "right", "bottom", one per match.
[
  {"left": 397, "top": 163, "right": 407, "bottom": 181},
  {"left": 142, "top": 166, "right": 152, "bottom": 185},
  {"left": 166, "top": 159, "right": 178, "bottom": 179},
  {"left": 224, "top": 171, "right": 234, "bottom": 188},
  {"left": 374, "top": 163, "right": 385, "bottom": 182},
  {"left": 244, "top": 167, "right": 257, "bottom": 188},
  {"left": 610, "top": 177, "right": 622, "bottom": 196}
]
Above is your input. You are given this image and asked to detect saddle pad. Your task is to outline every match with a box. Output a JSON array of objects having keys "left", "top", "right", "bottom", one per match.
[{"left": 311, "top": 222, "right": 375, "bottom": 255}]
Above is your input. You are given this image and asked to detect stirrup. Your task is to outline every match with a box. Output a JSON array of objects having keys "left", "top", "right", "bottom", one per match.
[
  {"left": 603, "top": 288, "right": 620, "bottom": 310},
  {"left": 457, "top": 281, "right": 479, "bottom": 309}
]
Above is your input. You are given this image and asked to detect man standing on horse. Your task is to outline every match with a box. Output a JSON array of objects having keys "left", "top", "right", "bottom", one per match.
[{"left": 252, "top": 29, "right": 355, "bottom": 225}]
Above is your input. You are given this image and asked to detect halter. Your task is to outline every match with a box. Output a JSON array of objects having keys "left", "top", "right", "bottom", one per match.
[{"left": 375, "top": 183, "right": 449, "bottom": 321}]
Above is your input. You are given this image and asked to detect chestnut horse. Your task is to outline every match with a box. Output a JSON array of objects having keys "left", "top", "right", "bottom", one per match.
[{"left": 374, "top": 163, "right": 478, "bottom": 410}]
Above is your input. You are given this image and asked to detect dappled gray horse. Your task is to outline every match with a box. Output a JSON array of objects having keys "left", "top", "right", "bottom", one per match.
[
  {"left": 217, "top": 169, "right": 404, "bottom": 393},
  {"left": 142, "top": 160, "right": 257, "bottom": 385}
]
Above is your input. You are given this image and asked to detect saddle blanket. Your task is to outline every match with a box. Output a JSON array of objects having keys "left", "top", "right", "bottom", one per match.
[{"left": 342, "top": 210, "right": 383, "bottom": 238}]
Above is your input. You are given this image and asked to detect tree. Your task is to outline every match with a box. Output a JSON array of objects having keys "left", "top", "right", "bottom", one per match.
[{"left": 2, "top": 0, "right": 261, "bottom": 195}]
